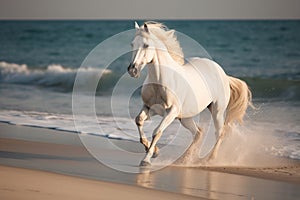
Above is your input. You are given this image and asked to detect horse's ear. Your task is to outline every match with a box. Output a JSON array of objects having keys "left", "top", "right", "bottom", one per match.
[
  {"left": 144, "top": 23, "right": 149, "bottom": 33},
  {"left": 135, "top": 21, "right": 140, "bottom": 30},
  {"left": 167, "top": 30, "right": 175, "bottom": 38}
]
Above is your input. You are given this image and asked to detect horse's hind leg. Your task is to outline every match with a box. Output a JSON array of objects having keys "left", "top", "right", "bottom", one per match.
[
  {"left": 208, "top": 103, "right": 226, "bottom": 160},
  {"left": 136, "top": 105, "right": 159, "bottom": 156},
  {"left": 178, "top": 117, "right": 203, "bottom": 164}
]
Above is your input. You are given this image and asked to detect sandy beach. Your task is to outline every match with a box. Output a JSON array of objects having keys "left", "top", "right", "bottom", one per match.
[
  {"left": 0, "top": 165, "right": 202, "bottom": 200},
  {"left": 0, "top": 122, "right": 299, "bottom": 200}
]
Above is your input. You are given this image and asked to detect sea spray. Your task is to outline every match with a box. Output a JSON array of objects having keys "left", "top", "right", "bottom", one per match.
[{"left": 175, "top": 120, "right": 298, "bottom": 167}]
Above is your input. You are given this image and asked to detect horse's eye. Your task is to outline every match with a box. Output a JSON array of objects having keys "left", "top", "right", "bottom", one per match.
[{"left": 143, "top": 44, "right": 149, "bottom": 48}]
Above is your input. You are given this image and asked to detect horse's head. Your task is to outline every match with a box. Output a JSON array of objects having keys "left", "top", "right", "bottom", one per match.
[{"left": 128, "top": 22, "right": 156, "bottom": 78}]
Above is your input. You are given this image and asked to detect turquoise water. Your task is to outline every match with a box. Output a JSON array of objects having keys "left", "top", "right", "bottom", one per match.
[{"left": 0, "top": 20, "right": 299, "bottom": 99}]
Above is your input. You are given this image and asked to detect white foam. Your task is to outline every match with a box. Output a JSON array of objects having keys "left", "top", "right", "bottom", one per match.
[
  {"left": 0, "top": 109, "right": 194, "bottom": 147},
  {"left": 0, "top": 104, "right": 299, "bottom": 163}
]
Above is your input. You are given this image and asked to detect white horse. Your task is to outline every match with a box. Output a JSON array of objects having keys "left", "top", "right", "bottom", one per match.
[{"left": 128, "top": 22, "right": 252, "bottom": 166}]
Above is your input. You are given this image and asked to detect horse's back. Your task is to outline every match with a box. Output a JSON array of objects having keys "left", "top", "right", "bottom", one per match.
[{"left": 184, "top": 57, "right": 230, "bottom": 106}]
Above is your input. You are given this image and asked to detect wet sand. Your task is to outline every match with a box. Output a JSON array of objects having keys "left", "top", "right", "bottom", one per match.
[
  {"left": 0, "top": 165, "right": 201, "bottom": 200},
  {"left": 0, "top": 122, "right": 299, "bottom": 199}
]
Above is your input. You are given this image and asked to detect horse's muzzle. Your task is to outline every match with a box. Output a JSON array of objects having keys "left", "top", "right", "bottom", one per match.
[{"left": 127, "top": 63, "right": 139, "bottom": 78}]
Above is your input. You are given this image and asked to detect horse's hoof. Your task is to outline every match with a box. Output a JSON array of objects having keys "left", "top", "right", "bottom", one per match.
[
  {"left": 152, "top": 147, "right": 159, "bottom": 158},
  {"left": 152, "top": 151, "right": 159, "bottom": 158},
  {"left": 140, "top": 160, "right": 151, "bottom": 167},
  {"left": 152, "top": 153, "right": 158, "bottom": 158}
]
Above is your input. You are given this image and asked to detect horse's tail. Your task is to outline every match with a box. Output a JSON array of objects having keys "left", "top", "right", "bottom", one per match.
[{"left": 225, "top": 76, "right": 253, "bottom": 127}]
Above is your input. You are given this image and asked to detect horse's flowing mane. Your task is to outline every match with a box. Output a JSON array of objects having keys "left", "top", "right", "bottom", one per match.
[{"left": 144, "top": 21, "right": 185, "bottom": 65}]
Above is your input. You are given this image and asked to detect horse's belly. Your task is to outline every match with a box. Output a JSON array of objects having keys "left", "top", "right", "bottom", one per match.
[{"left": 178, "top": 81, "right": 212, "bottom": 118}]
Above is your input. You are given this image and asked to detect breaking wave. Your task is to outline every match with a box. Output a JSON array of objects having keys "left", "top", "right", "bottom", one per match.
[{"left": 0, "top": 61, "right": 117, "bottom": 93}]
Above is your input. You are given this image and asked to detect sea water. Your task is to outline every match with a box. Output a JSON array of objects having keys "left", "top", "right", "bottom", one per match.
[{"left": 0, "top": 20, "right": 299, "bottom": 162}]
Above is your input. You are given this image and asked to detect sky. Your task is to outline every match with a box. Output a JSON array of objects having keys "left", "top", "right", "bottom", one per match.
[{"left": 0, "top": 0, "right": 299, "bottom": 20}]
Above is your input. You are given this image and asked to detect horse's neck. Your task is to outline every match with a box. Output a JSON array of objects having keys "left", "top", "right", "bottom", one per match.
[{"left": 147, "top": 49, "right": 180, "bottom": 83}]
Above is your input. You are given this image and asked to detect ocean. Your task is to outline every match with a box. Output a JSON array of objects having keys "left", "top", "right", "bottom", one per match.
[{"left": 0, "top": 20, "right": 299, "bottom": 163}]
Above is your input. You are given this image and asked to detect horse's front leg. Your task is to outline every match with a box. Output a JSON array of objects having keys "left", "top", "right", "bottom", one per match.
[
  {"left": 136, "top": 105, "right": 159, "bottom": 156},
  {"left": 140, "top": 106, "right": 178, "bottom": 166},
  {"left": 136, "top": 105, "right": 151, "bottom": 151}
]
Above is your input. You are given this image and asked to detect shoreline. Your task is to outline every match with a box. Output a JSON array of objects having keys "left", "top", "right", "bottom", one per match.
[
  {"left": 198, "top": 165, "right": 300, "bottom": 185},
  {"left": 1, "top": 122, "right": 300, "bottom": 199}
]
